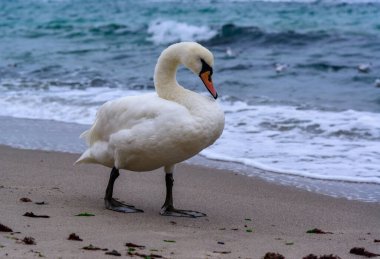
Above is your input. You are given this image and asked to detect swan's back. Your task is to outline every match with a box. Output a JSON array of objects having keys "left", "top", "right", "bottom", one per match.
[{"left": 83, "top": 93, "right": 189, "bottom": 145}]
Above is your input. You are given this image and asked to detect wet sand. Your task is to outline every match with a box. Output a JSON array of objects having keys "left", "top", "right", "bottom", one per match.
[{"left": 0, "top": 145, "right": 379, "bottom": 258}]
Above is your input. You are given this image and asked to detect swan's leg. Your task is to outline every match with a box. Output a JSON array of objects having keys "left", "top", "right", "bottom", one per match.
[
  {"left": 160, "top": 165, "right": 206, "bottom": 218},
  {"left": 104, "top": 167, "right": 143, "bottom": 213}
]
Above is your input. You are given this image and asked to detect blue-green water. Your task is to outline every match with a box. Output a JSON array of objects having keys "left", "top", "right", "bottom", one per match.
[
  {"left": 1, "top": 0, "right": 380, "bottom": 187},
  {"left": 1, "top": 0, "right": 380, "bottom": 110}
]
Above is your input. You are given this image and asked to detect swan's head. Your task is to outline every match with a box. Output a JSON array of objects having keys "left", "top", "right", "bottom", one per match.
[{"left": 179, "top": 42, "right": 217, "bottom": 99}]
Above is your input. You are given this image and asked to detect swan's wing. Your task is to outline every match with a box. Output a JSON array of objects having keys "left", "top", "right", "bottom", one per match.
[{"left": 84, "top": 93, "right": 191, "bottom": 146}]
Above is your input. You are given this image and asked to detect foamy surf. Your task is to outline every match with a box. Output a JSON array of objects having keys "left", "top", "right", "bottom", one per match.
[
  {"left": 0, "top": 83, "right": 379, "bottom": 185},
  {"left": 0, "top": 83, "right": 144, "bottom": 125},
  {"left": 147, "top": 20, "right": 217, "bottom": 45},
  {"left": 206, "top": 99, "right": 380, "bottom": 184}
]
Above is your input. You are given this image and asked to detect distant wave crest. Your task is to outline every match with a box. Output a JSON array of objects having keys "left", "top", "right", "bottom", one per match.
[
  {"left": 206, "top": 23, "right": 331, "bottom": 46},
  {"left": 146, "top": 21, "right": 332, "bottom": 46},
  {"left": 147, "top": 20, "right": 217, "bottom": 45}
]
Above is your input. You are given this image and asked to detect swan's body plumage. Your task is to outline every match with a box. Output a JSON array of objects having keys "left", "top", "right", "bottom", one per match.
[
  {"left": 76, "top": 42, "right": 225, "bottom": 173},
  {"left": 77, "top": 91, "right": 224, "bottom": 171}
]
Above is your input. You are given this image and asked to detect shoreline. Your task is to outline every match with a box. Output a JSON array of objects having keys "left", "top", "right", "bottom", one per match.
[
  {"left": 0, "top": 145, "right": 379, "bottom": 258},
  {"left": 0, "top": 115, "right": 379, "bottom": 203},
  {"left": 191, "top": 155, "right": 380, "bottom": 203}
]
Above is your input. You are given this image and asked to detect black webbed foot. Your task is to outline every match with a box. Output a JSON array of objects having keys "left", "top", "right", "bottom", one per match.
[
  {"left": 105, "top": 198, "right": 143, "bottom": 213},
  {"left": 160, "top": 205, "right": 206, "bottom": 218}
]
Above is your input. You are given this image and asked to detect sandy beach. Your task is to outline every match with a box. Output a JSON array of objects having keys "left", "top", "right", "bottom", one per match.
[{"left": 0, "top": 145, "right": 379, "bottom": 258}]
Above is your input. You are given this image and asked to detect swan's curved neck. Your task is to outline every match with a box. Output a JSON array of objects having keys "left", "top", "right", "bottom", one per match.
[{"left": 154, "top": 45, "right": 183, "bottom": 100}]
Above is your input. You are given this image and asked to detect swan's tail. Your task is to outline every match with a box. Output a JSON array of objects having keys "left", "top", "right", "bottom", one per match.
[
  {"left": 74, "top": 149, "right": 96, "bottom": 165},
  {"left": 75, "top": 118, "right": 107, "bottom": 166},
  {"left": 75, "top": 123, "right": 97, "bottom": 164},
  {"left": 74, "top": 130, "right": 93, "bottom": 165}
]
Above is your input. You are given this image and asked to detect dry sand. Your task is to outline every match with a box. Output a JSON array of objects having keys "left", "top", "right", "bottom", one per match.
[{"left": 0, "top": 145, "right": 379, "bottom": 258}]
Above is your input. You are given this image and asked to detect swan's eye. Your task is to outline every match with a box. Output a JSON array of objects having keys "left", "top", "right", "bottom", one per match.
[{"left": 199, "top": 58, "right": 213, "bottom": 77}]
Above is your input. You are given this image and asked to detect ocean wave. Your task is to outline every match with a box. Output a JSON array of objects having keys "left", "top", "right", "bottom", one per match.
[
  {"left": 221, "top": 99, "right": 380, "bottom": 140},
  {"left": 145, "top": 21, "right": 332, "bottom": 47},
  {"left": 21, "top": 21, "right": 135, "bottom": 40},
  {"left": 147, "top": 20, "right": 217, "bottom": 44},
  {"left": 0, "top": 84, "right": 144, "bottom": 124},
  {"left": 88, "top": 23, "right": 132, "bottom": 36},
  {"left": 296, "top": 62, "right": 352, "bottom": 71},
  {"left": 36, "top": 20, "right": 74, "bottom": 31},
  {"left": 206, "top": 23, "right": 331, "bottom": 46},
  {"left": 200, "top": 150, "right": 380, "bottom": 184}
]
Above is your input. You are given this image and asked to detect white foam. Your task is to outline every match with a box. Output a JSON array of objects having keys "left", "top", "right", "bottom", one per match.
[
  {"left": 0, "top": 83, "right": 379, "bottom": 184},
  {"left": 0, "top": 82, "right": 143, "bottom": 125},
  {"left": 147, "top": 20, "right": 217, "bottom": 45},
  {"left": 201, "top": 99, "right": 380, "bottom": 184}
]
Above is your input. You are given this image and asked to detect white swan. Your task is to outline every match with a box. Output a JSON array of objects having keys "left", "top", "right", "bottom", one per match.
[{"left": 75, "top": 42, "right": 225, "bottom": 217}]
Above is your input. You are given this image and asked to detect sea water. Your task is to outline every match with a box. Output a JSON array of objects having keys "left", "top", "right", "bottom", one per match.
[{"left": 0, "top": 0, "right": 379, "bottom": 200}]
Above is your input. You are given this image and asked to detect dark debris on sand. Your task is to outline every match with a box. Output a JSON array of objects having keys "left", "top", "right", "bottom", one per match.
[
  {"left": 374, "top": 239, "right": 380, "bottom": 243},
  {"left": 20, "top": 197, "right": 32, "bottom": 202},
  {"left": 23, "top": 212, "right": 50, "bottom": 218},
  {"left": 350, "top": 247, "right": 380, "bottom": 257},
  {"left": 128, "top": 252, "right": 163, "bottom": 258},
  {"left": 75, "top": 212, "right": 95, "bottom": 217},
  {"left": 125, "top": 242, "right": 146, "bottom": 249},
  {"left": 306, "top": 228, "right": 333, "bottom": 234},
  {"left": 319, "top": 255, "right": 342, "bottom": 259},
  {"left": 82, "top": 244, "right": 108, "bottom": 251},
  {"left": 22, "top": 237, "right": 36, "bottom": 245},
  {"left": 35, "top": 201, "right": 47, "bottom": 205},
  {"left": 0, "top": 223, "right": 13, "bottom": 232},
  {"left": 303, "top": 254, "right": 342, "bottom": 259},
  {"left": 125, "top": 243, "right": 163, "bottom": 258},
  {"left": 213, "top": 251, "right": 231, "bottom": 254},
  {"left": 68, "top": 233, "right": 82, "bottom": 241},
  {"left": 105, "top": 250, "right": 121, "bottom": 256},
  {"left": 263, "top": 252, "right": 285, "bottom": 259}
]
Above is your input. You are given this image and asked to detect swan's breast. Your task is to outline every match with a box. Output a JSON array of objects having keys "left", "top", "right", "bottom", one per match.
[{"left": 180, "top": 91, "right": 225, "bottom": 146}]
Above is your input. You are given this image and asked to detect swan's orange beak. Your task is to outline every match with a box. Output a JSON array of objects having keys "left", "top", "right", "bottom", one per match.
[{"left": 200, "top": 71, "right": 218, "bottom": 99}]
